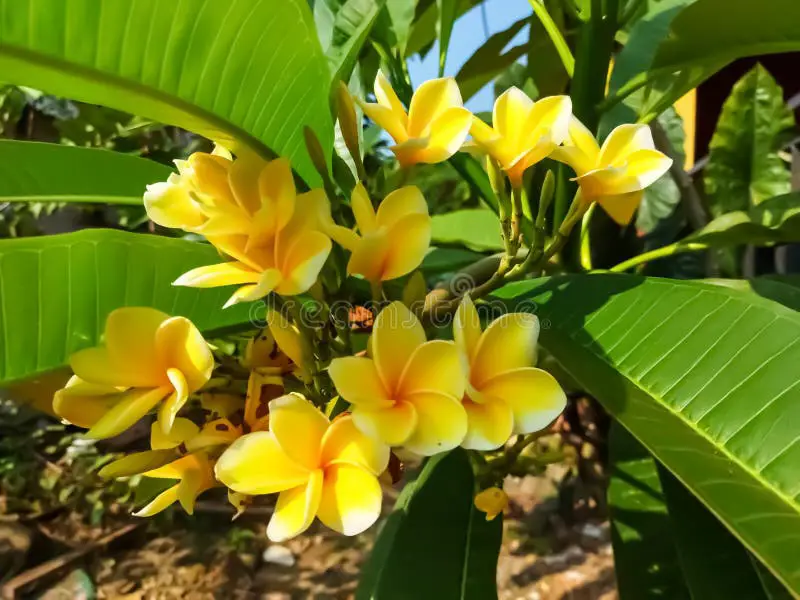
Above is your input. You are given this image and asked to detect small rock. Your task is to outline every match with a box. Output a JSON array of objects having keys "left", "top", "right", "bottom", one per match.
[
  {"left": 262, "top": 544, "right": 295, "bottom": 567},
  {"left": 578, "top": 522, "right": 610, "bottom": 550},
  {"left": 40, "top": 569, "right": 96, "bottom": 600}
]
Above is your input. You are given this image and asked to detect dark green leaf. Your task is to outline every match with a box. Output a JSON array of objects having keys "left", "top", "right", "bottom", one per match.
[
  {"left": 0, "top": 229, "right": 252, "bottom": 385},
  {"left": 420, "top": 247, "right": 487, "bottom": 276},
  {"left": 704, "top": 65, "right": 794, "bottom": 216},
  {"left": 436, "top": 0, "right": 458, "bottom": 76},
  {"left": 448, "top": 153, "right": 499, "bottom": 213},
  {"left": 526, "top": 0, "right": 570, "bottom": 97},
  {"left": 608, "top": 424, "right": 690, "bottom": 599},
  {"left": 431, "top": 209, "right": 503, "bottom": 251},
  {"left": 0, "top": 141, "right": 170, "bottom": 205},
  {"left": 357, "top": 448, "right": 502, "bottom": 600},
  {"left": 0, "top": 0, "right": 332, "bottom": 186},
  {"left": 326, "top": 0, "right": 386, "bottom": 86},
  {"left": 385, "top": 0, "right": 418, "bottom": 55},
  {"left": 495, "top": 274, "right": 800, "bottom": 593}
]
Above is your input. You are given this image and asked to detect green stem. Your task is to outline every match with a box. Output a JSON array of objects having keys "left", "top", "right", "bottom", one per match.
[
  {"left": 609, "top": 242, "right": 709, "bottom": 273},
  {"left": 511, "top": 186, "right": 524, "bottom": 250},
  {"left": 579, "top": 202, "right": 595, "bottom": 271},
  {"left": 527, "top": 0, "right": 575, "bottom": 78}
]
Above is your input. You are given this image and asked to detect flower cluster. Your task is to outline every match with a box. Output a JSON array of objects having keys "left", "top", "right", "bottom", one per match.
[{"left": 52, "top": 72, "right": 671, "bottom": 540}]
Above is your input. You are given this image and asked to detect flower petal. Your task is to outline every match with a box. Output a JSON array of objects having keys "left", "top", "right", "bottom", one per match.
[
  {"left": 372, "top": 301, "right": 426, "bottom": 392},
  {"left": 173, "top": 262, "right": 260, "bottom": 288},
  {"left": 351, "top": 401, "right": 417, "bottom": 447},
  {"left": 398, "top": 340, "right": 464, "bottom": 399},
  {"left": 549, "top": 145, "right": 595, "bottom": 178},
  {"left": 99, "top": 449, "right": 177, "bottom": 479},
  {"left": 480, "top": 367, "right": 566, "bottom": 434},
  {"left": 347, "top": 232, "right": 391, "bottom": 282},
  {"left": 624, "top": 149, "right": 673, "bottom": 190},
  {"left": 53, "top": 376, "right": 124, "bottom": 428},
  {"left": 269, "top": 393, "right": 329, "bottom": 470},
  {"left": 361, "top": 102, "right": 409, "bottom": 145},
  {"left": 223, "top": 269, "right": 283, "bottom": 308},
  {"left": 462, "top": 398, "right": 514, "bottom": 451},
  {"left": 267, "top": 310, "right": 307, "bottom": 371},
  {"left": 328, "top": 357, "right": 392, "bottom": 408},
  {"left": 157, "top": 368, "right": 189, "bottom": 434},
  {"left": 375, "top": 186, "right": 428, "bottom": 229},
  {"left": 351, "top": 183, "right": 377, "bottom": 235},
  {"left": 133, "top": 485, "right": 180, "bottom": 518},
  {"left": 277, "top": 230, "right": 332, "bottom": 296},
  {"left": 155, "top": 317, "right": 214, "bottom": 392},
  {"left": 317, "top": 463, "right": 382, "bottom": 536},
  {"left": 521, "top": 95, "right": 572, "bottom": 148},
  {"left": 257, "top": 157, "right": 296, "bottom": 231},
  {"left": 144, "top": 180, "right": 205, "bottom": 230},
  {"left": 375, "top": 71, "right": 408, "bottom": 121},
  {"left": 85, "top": 386, "right": 171, "bottom": 440},
  {"left": 472, "top": 312, "right": 540, "bottom": 386},
  {"left": 492, "top": 87, "right": 533, "bottom": 145},
  {"left": 228, "top": 154, "right": 264, "bottom": 214},
  {"left": 151, "top": 417, "right": 199, "bottom": 450},
  {"left": 470, "top": 116, "right": 499, "bottom": 147},
  {"left": 106, "top": 307, "right": 170, "bottom": 381},
  {"left": 185, "top": 152, "right": 234, "bottom": 204},
  {"left": 382, "top": 214, "right": 431, "bottom": 281},
  {"left": 215, "top": 431, "right": 310, "bottom": 495},
  {"left": 454, "top": 295, "right": 482, "bottom": 364},
  {"left": 598, "top": 190, "right": 644, "bottom": 226},
  {"left": 267, "top": 469, "right": 323, "bottom": 542},
  {"left": 566, "top": 116, "right": 600, "bottom": 162},
  {"left": 402, "top": 392, "right": 468, "bottom": 456},
  {"left": 321, "top": 414, "right": 390, "bottom": 475},
  {"left": 599, "top": 123, "right": 656, "bottom": 167},
  {"left": 390, "top": 137, "right": 432, "bottom": 168},
  {"left": 421, "top": 107, "right": 473, "bottom": 163},
  {"left": 407, "top": 77, "right": 463, "bottom": 138}
]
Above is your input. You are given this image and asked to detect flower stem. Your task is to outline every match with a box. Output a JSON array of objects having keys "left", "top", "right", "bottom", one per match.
[
  {"left": 609, "top": 242, "right": 709, "bottom": 273},
  {"left": 527, "top": 0, "right": 575, "bottom": 78}
]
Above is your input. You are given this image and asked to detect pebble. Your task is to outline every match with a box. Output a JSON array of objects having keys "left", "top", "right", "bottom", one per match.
[{"left": 262, "top": 544, "right": 295, "bottom": 567}]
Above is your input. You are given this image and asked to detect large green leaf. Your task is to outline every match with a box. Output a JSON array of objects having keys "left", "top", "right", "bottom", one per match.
[
  {"left": 431, "top": 209, "right": 503, "bottom": 251},
  {"left": 495, "top": 274, "right": 800, "bottom": 593},
  {"left": 0, "top": 229, "right": 251, "bottom": 385},
  {"left": 0, "top": 0, "right": 332, "bottom": 186},
  {"left": 435, "top": 0, "right": 458, "bottom": 76},
  {"left": 704, "top": 65, "right": 794, "bottom": 216},
  {"left": 320, "top": 0, "right": 386, "bottom": 87},
  {"left": 609, "top": 424, "right": 689, "bottom": 599},
  {"left": 357, "top": 448, "right": 502, "bottom": 599},
  {"left": 704, "top": 277, "right": 800, "bottom": 313},
  {"left": 0, "top": 141, "right": 170, "bottom": 205}
]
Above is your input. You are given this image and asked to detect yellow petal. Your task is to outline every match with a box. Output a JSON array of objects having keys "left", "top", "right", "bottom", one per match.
[
  {"left": 347, "top": 232, "right": 391, "bottom": 282},
  {"left": 480, "top": 367, "right": 566, "bottom": 434},
  {"left": 186, "top": 152, "right": 234, "bottom": 204},
  {"left": 472, "top": 312, "right": 540, "bottom": 386},
  {"left": 215, "top": 431, "right": 309, "bottom": 495},
  {"left": 454, "top": 295, "right": 482, "bottom": 364},
  {"left": 267, "top": 469, "right": 323, "bottom": 542},
  {"left": 85, "top": 386, "right": 171, "bottom": 440},
  {"left": 259, "top": 157, "right": 296, "bottom": 219},
  {"left": 317, "top": 463, "right": 382, "bottom": 536},
  {"left": 598, "top": 190, "right": 644, "bottom": 226},
  {"left": 143, "top": 452, "right": 200, "bottom": 479},
  {"left": 361, "top": 102, "right": 409, "bottom": 145},
  {"left": 201, "top": 392, "right": 243, "bottom": 417},
  {"left": 351, "top": 401, "right": 418, "bottom": 447},
  {"left": 173, "top": 262, "right": 260, "bottom": 288},
  {"left": 492, "top": 87, "right": 533, "bottom": 146},
  {"left": 375, "top": 71, "right": 408, "bottom": 122},
  {"left": 415, "top": 107, "right": 472, "bottom": 163},
  {"left": 402, "top": 391, "right": 468, "bottom": 456},
  {"left": 599, "top": 123, "right": 656, "bottom": 167},
  {"left": 549, "top": 145, "right": 595, "bottom": 178},
  {"left": 326, "top": 223, "right": 361, "bottom": 251},
  {"left": 474, "top": 487, "right": 508, "bottom": 521},
  {"left": 407, "top": 77, "right": 463, "bottom": 138},
  {"left": 277, "top": 230, "right": 332, "bottom": 296},
  {"left": 382, "top": 214, "right": 431, "bottom": 280},
  {"left": 398, "top": 340, "right": 464, "bottom": 399},
  {"left": 269, "top": 393, "right": 329, "bottom": 470},
  {"left": 521, "top": 95, "right": 572, "bottom": 149},
  {"left": 70, "top": 347, "right": 152, "bottom": 389},
  {"left": 267, "top": 310, "right": 307, "bottom": 371},
  {"left": 53, "top": 376, "right": 123, "bottom": 428},
  {"left": 184, "top": 418, "right": 242, "bottom": 452},
  {"left": 151, "top": 417, "right": 199, "bottom": 450},
  {"left": 328, "top": 357, "right": 392, "bottom": 408},
  {"left": 372, "top": 302, "right": 427, "bottom": 392},
  {"left": 351, "top": 183, "right": 377, "bottom": 235},
  {"left": 144, "top": 180, "right": 205, "bottom": 230},
  {"left": 99, "top": 449, "right": 177, "bottom": 479},
  {"left": 375, "top": 185, "right": 428, "bottom": 229},
  {"left": 390, "top": 137, "right": 433, "bottom": 168},
  {"left": 320, "top": 414, "right": 390, "bottom": 475},
  {"left": 223, "top": 269, "right": 283, "bottom": 308},
  {"left": 106, "top": 307, "right": 170, "bottom": 380},
  {"left": 158, "top": 368, "right": 189, "bottom": 434},
  {"left": 577, "top": 148, "right": 672, "bottom": 197},
  {"left": 176, "top": 456, "right": 216, "bottom": 515},
  {"left": 623, "top": 149, "right": 673, "bottom": 189},
  {"left": 133, "top": 485, "right": 180, "bottom": 518},
  {"left": 155, "top": 316, "right": 214, "bottom": 392},
  {"left": 566, "top": 116, "right": 600, "bottom": 162},
  {"left": 228, "top": 154, "right": 265, "bottom": 214},
  {"left": 462, "top": 398, "right": 514, "bottom": 451},
  {"left": 470, "top": 116, "right": 499, "bottom": 147}
]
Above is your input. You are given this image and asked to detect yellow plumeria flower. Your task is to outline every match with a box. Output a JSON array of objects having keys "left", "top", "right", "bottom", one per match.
[
  {"left": 550, "top": 118, "right": 673, "bottom": 225},
  {"left": 359, "top": 72, "right": 472, "bottom": 166},
  {"left": 215, "top": 393, "right": 389, "bottom": 541},
  {"left": 328, "top": 302, "right": 467, "bottom": 455},
  {"left": 54, "top": 308, "right": 214, "bottom": 439},
  {"left": 173, "top": 190, "right": 333, "bottom": 307},
  {"left": 327, "top": 184, "right": 431, "bottom": 282},
  {"left": 454, "top": 296, "right": 566, "bottom": 450},
  {"left": 470, "top": 88, "right": 572, "bottom": 188},
  {"left": 133, "top": 452, "right": 217, "bottom": 517},
  {"left": 474, "top": 486, "right": 508, "bottom": 521}
]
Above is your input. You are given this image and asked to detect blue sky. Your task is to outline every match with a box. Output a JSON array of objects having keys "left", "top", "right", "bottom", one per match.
[{"left": 406, "top": 0, "right": 531, "bottom": 113}]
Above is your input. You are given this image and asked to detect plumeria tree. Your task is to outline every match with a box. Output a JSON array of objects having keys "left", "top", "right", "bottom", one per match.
[{"left": 1, "top": 0, "right": 800, "bottom": 598}]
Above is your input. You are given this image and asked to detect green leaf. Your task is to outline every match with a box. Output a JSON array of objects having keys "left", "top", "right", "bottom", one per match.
[
  {"left": 385, "top": 0, "right": 418, "bottom": 55},
  {"left": 448, "top": 154, "right": 499, "bottom": 213},
  {"left": 435, "top": 0, "right": 458, "bottom": 77},
  {"left": 608, "top": 423, "right": 690, "bottom": 599},
  {"left": 704, "top": 65, "right": 794, "bottom": 216},
  {"left": 495, "top": 274, "right": 800, "bottom": 593},
  {"left": 357, "top": 448, "right": 502, "bottom": 600},
  {"left": 703, "top": 277, "right": 800, "bottom": 313},
  {"left": 0, "top": 0, "right": 332, "bottom": 186},
  {"left": 0, "top": 141, "right": 170, "bottom": 205},
  {"left": 526, "top": 0, "right": 570, "bottom": 97},
  {"left": 0, "top": 229, "right": 252, "bottom": 385},
  {"left": 455, "top": 17, "right": 528, "bottom": 102},
  {"left": 325, "top": 0, "right": 386, "bottom": 86},
  {"left": 420, "top": 247, "right": 486, "bottom": 276},
  {"left": 431, "top": 209, "right": 503, "bottom": 251}
]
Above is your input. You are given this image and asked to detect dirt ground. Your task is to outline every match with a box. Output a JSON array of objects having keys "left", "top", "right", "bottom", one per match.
[{"left": 2, "top": 469, "right": 616, "bottom": 600}]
